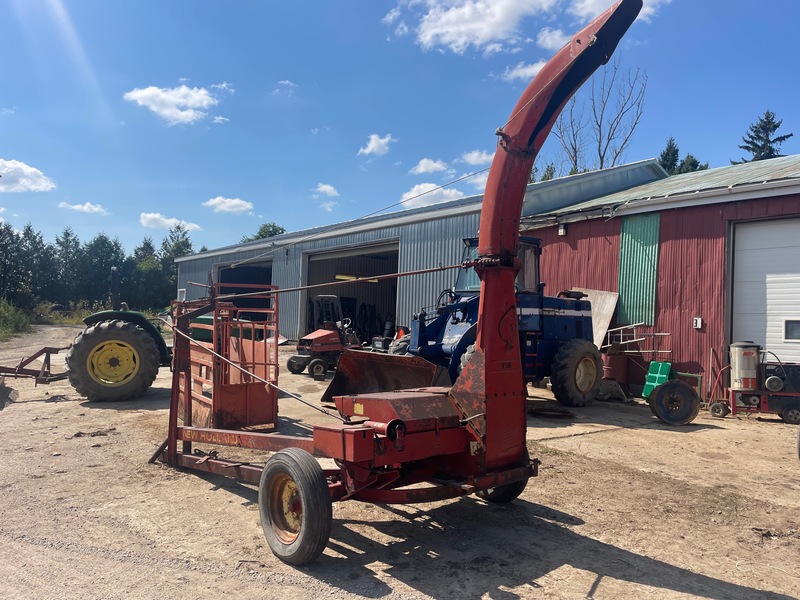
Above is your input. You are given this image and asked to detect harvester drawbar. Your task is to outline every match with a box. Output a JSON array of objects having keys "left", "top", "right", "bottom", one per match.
[{"left": 156, "top": 0, "right": 643, "bottom": 566}]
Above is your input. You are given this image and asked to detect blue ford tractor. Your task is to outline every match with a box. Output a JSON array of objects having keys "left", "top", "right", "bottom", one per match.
[{"left": 400, "top": 237, "right": 602, "bottom": 407}]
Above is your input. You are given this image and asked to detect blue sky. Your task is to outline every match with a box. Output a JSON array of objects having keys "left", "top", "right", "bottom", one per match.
[{"left": 2, "top": 0, "right": 798, "bottom": 254}]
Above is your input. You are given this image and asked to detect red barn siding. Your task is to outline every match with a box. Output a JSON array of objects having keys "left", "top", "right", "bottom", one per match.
[{"left": 524, "top": 191, "right": 800, "bottom": 394}]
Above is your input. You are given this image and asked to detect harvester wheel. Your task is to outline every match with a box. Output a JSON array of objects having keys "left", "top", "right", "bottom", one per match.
[
  {"left": 781, "top": 406, "right": 800, "bottom": 425},
  {"left": 66, "top": 320, "right": 159, "bottom": 401},
  {"left": 709, "top": 401, "right": 730, "bottom": 418},
  {"left": 308, "top": 358, "right": 328, "bottom": 378},
  {"left": 648, "top": 380, "right": 700, "bottom": 425},
  {"left": 476, "top": 478, "right": 528, "bottom": 504},
  {"left": 259, "top": 448, "right": 332, "bottom": 566},
  {"left": 550, "top": 339, "right": 602, "bottom": 407},
  {"left": 286, "top": 357, "right": 305, "bottom": 374}
]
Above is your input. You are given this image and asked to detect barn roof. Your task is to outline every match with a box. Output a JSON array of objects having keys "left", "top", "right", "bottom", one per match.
[{"left": 522, "top": 154, "right": 800, "bottom": 227}]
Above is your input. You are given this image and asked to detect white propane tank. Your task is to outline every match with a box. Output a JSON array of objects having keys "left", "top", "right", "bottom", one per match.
[{"left": 730, "top": 341, "right": 761, "bottom": 391}]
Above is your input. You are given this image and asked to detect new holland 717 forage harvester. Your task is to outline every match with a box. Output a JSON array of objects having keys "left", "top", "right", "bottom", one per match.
[{"left": 157, "top": 0, "right": 643, "bottom": 566}]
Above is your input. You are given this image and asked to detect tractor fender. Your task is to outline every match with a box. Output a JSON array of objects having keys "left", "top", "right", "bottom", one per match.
[{"left": 83, "top": 310, "right": 171, "bottom": 365}]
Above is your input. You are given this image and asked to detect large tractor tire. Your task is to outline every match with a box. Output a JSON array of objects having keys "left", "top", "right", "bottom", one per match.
[
  {"left": 66, "top": 319, "right": 160, "bottom": 402},
  {"left": 550, "top": 339, "right": 602, "bottom": 407}
]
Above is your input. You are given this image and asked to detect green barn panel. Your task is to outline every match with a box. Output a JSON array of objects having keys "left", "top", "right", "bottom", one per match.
[{"left": 618, "top": 213, "right": 660, "bottom": 325}]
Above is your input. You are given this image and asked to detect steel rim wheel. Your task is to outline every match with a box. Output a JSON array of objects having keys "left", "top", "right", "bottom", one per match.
[
  {"left": 268, "top": 473, "right": 303, "bottom": 544},
  {"left": 309, "top": 359, "right": 327, "bottom": 377},
  {"left": 574, "top": 356, "right": 598, "bottom": 393},
  {"left": 86, "top": 340, "right": 141, "bottom": 386}
]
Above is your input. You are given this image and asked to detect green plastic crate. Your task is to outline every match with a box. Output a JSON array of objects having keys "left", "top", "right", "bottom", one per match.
[{"left": 642, "top": 361, "right": 672, "bottom": 399}]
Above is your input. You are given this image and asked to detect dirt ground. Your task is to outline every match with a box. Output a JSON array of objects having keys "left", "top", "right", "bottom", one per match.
[{"left": 1, "top": 325, "right": 798, "bottom": 599}]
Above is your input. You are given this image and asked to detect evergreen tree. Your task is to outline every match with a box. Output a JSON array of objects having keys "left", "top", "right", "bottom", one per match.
[
  {"left": 240, "top": 222, "right": 286, "bottom": 243},
  {"left": 54, "top": 227, "right": 83, "bottom": 305},
  {"left": 658, "top": 137, "right": 680, "bottom": 174},
  {"left": 734, "top": 110, "right": 794, "bottom": 163}
]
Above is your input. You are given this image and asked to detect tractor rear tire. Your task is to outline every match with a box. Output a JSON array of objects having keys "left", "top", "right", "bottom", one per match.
[
  {"left": 550, "top": 339, "right": 602, "bottom": 407},
  {"left": 709, "top": 401, "right": 730, "bottom": 418},
  {"left": 781, "top": 406, "right": 800, "bottom": 425},
  {"left": 308, "top": 358, "right": 328, "bottom": 378},
  {"left": 648, "top": 380, "right": 700, "bottom": 425},
  {"left": 259, "top": 448, "right": 332, "bottom": 566},
  {"left": 286, "top": 357, "right": 305, "bottom": 374},
  {"left": 66, "top": 319, "right": 160, "bottom": 402}
]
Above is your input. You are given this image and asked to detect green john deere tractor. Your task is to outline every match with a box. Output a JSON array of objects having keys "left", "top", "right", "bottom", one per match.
[{"left": 65, "top": 268, "right": 172, "bottom": 401}]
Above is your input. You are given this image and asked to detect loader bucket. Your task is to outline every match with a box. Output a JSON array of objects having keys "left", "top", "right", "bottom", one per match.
[{"left": 321, "top": 349, "right": 451, "bottom": 404}]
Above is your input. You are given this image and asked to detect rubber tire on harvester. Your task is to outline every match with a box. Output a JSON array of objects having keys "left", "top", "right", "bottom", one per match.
[
  {"left": 549, "top": 339, "right": 602, "bottom": 407},
  {"left": 286, "top": 357, "right": 305, "bottom": 374},
  {"left": 476, "top": 449, "right": 531, "bottom": 504},
  {"left": 259, "top": 448, "right": 332, "bottom": 566},
  {"left": 66, "top": 319, "right": 160, "bottom": 402},
  {"left": 648, "top": 380, "right": 700, "bottom": 425}
]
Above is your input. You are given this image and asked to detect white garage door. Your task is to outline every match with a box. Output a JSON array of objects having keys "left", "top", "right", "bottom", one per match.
[{"left": 732, "top": 218, "right": 800, "bottom": 362}]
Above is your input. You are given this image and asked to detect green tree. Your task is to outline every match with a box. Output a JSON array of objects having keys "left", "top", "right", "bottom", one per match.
[
  {"left": 658, "top": 137, "right": 708, "bottom": 175},
  {"left": 54, "top": 227, "right": 83, "bottom": 305},
  {"left": 240, "top": 222, "right": 286, "bottom": 243},
  {"left": 160, "top": 224, "right": 195, "bottom": 301},
  {"left": 733, "top": 110, "right": 794, "bottom": 164},
  {"left": 77, "top": 234, "right": 127, "bottom": 305},
  {"left": 0, "top": 222, "right": 22, "bottom": 303}
]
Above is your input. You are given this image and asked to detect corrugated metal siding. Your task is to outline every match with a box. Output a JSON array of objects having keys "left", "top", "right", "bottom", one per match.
[
  {"left": 618, "top": 214, "right": 660, "bottom": 325},
  {"left": 530, "top": 218, "right": 622, "bottom": 294},
  {"left": 178, "top": 211, "right": 480, "bottom": 339}
]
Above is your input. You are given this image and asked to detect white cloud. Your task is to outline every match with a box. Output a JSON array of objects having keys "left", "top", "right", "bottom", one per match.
[
  {"left": 569, "top": 0, "right": 671, "bottom": 22},
  {"left": 271, "top": 80, "right": 298, "bottom": 97},
  {"left": 410, "top": 158, "right": 448, "bottom": 174},
  {"left": 400, "top": 183, "right": 465, "bottom": 209},
  {"left": 320, "top": 200, "right": 337, "bottom": 212},
  {"left": 460, "top": 150, "right": 494, "bottom": 166},
  {"left": 501, "top": 60, "right": 547, "bottom": 82},
  {"left": 123, "top": 85, "right": 219, "bottom": 126},
  {"left": 0, "top": 159, "right": 56, "bottom": 192},
  {"left": 314, "top": 183, "right": 340, "bottom": 197},
  {"left": 0, "top": 107, "right": 15, "bottom": 116},
  {"left": 415, "top": 0, "right": 558, "bottom": 54},
  {"left": 201, "top": 196, "right": 253, "bottom": 214},
  {"left": 212, "top": 115, "right": 229, "bottom": 124},
  {"left": 211, "top": 81, "right": 236, "bottom": 94},
  {"left": 140, "top": 212, "right": 202, "bottom": 231},
  {"left": 467, "top": 171, "right": 489, "bottom": 190},
  {"left": 58, "top": 201, "right": 109, "bottom": 215},
  {"left": 536, "top": 26, "right": 569, "bottom": 50},
  {"left": 0, "top": 207, "right": 6, "bottom": 214},
  {"left": 358, "top": 133, "right": 397, "bottom": 157},
  {"left": 382, "top": 8, "right": 401, "bottom": 25}
]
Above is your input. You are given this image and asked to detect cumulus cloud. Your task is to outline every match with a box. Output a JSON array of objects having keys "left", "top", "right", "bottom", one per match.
[
  {"left": 460, "top": 150, "right": 494, "bottom": 166},
  {"left": 358, "top": 133, "right": 397, "bottom": 157},
  {"left": 569, "top": 0, "right": 671, "bottom": 22},
  {"left": 501, "top": 60, "right": 547, "bottom": 82},
  {"left": 400, "top": 183, "right": 465, "bottom": 209},
  {"left": 140, "top": 212, "right": 202, "bottom": 231},
  {"left": 536, "top": 26, "right": 569, "bottom": 50},
  {"left": 410, "top": 158, "right": 448, "bottom": 175},
  {"left": 467, "top": 171, "right": 489, "bottom": 190},
  {"left": 201, "top": 196, "right": 253, "bottom": 214},
  {"left": 0, "top": 159, "right": 56, "bottom": 192},
  {"left": 414, "top": 0, "right": 558, "bottom": 54},
  {"left": 58, "top": 201, "right": 109, "bottom": 215},
  {"left": 314, "top": 183, "right": 340, "bottom": 197},
  {"left": 123, "top": 85, "right": 219, "bottom": 126},
  {"left": 320, "top": 200, "right": 338, "bottom": 212}
]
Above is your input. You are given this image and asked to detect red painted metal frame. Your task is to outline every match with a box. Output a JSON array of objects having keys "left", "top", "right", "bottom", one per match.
[
  {"left": 160, "top": 0, "right": 641, "bottom": 507},
  {"left": 0, "top": 347, "right": 70, "bottom": 384}
]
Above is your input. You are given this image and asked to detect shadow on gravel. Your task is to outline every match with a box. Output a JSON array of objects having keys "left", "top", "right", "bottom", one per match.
[
  {"left": 304, "top": 498, "right": 794, "bottom": 600},
  {"left": 79, "top": 388, "right": 171, "bottom": 412}
]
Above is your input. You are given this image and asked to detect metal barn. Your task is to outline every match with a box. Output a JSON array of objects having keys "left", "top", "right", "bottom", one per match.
[{"left": 522, "top": 154, "right": 800, "bottom": 393}]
